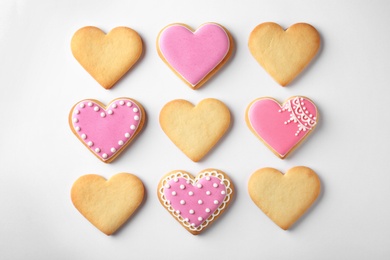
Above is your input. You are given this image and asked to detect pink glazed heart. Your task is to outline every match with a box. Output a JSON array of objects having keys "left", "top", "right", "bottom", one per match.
[
  {"left": 69, "top": 98, "right": 145, "bottom": 163},
  {"left": 157, "top": 23, "right": 232, "bottom": 89},
  {"left": 159, "top": 169, "right": 233, "bottom": 234},
  {"left": 246, "top": 96, "right": 318, "bottom": 158}
]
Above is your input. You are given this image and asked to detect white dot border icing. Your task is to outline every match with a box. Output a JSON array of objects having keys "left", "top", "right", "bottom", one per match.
[
  {"left": 71, "top": 98, "right": 142, "bottom": 162},
  {"left": 159, "top": 170, "right": 233, "bottom": 232}
]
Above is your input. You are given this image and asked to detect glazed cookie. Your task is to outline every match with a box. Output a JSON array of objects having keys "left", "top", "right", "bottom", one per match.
[
  {"left": 159, "top": 98, "right": 230, "bottom": 162},
  {"left": 71, "top": 173, "right": 144, "bottom": 235},
  {"left": 158, "top": 169, "right": 234, "bottom": 235},
  {"left": 246, "top": 96, "right": 318, "bottom": 159},
  {"left": 157, "top": 22, "right": 234, "bottom": 89},
  {"left": 248, "top": 166, "right": 321, "bottom": 230},
  {"left": 248, "top": 22, "right": 320, "bottom": 86},
  {"left": 71, "top": 26, "right": 143, "bottom": 89},
  {"left": 69, "top": 98, "right": 145, "bottom": 163}
]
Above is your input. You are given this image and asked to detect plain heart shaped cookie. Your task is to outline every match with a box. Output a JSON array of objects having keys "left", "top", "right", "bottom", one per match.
[
  {"left": 159, "top": 98, "right": 230, "bottom": 162},
  {"left": 157, "top": 22, "right": 233, "bottom": 89},
  {"left": 246, "top": 96, "right": 318, "bottom": 159},
  {"left": 158, "top": 169, "right": 234, "bottom": 235},
  {"left": 71, "top": 26, "right": 143, "bottom": 89},
  {"left": 248, "top": 166, "right": 321, "bottom": 230},
  {"left": 248, "top": 22, "right": 320, "bottom": 86},
  {"left": 69, "top": 98, "right": 145, "bottom": 163},
  {"left": 71, "top": 173, "right": 144, "bottom": 235}
]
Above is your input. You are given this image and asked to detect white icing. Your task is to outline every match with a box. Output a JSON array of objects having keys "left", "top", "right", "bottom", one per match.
[{"left": 279, "top": 97, "right": 317, "bottom": 136}]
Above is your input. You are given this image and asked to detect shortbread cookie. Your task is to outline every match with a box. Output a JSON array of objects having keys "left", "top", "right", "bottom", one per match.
[
  {"left": 248, "top": 166, "right": 321, "bottom": 230},
  {"left": 157, "top": 22, "right": 233, "bottom": 89},
  {"left": 158, "top": 169, "right": 234, "bottom": 235},
  {"left": 159, "top": 98, "right": 230, "bottom": 162},
  {"left": 69, "top": 98, "right": 145, "bottom": 163},
  {"left": 71, "top": 26, "right": 143, "bottom": 89},
  {"left": 248, "top": 22, "right": 320, "bottom": 86},
  {"left": 246, "top": 96, "right": 318, "bottom": 159},
  {"left": 71, "top": 173, "right": 144, "bottom": 235}
]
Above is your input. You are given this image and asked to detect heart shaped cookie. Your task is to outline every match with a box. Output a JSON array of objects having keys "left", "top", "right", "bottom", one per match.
[
  {"left": 158, "top": 169, "right": 234, "bottom": 235},
  {"left": 71, "top": 173, "right": 144, "bottom": 235},
  {"left": 248, "top": 166, "right": 321, "bottom": 230},
  {"left": 159, "top": 98, "right": 230, "bottom": 162},
  {"left": 246, "top": 96, "right": 318, "bottom": 159},
  {"left": 248, "top": 22, "right": 320, "bottom": 86},
  {"left": 157, "top": 23, "right": 233, "bottom": 89},
  {"left": 69, "top": 98, "right": 145, "bottom": 163},
  {"left": 71, "top": 26, "right": 143, "bottom": 89}
]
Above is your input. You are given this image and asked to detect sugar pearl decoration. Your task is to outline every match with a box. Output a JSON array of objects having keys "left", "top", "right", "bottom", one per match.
[
  {"left": 100, "top": 112, "right": 105, "bottom": 117},
  {"left": 197, "top": 183, "right": 203, "bottom": 188},
  {"left": 172, "top": 191, "right": 177, "bottom": 196},
  {"left": 180, "top": 200, "right": 185, "bottom": 205},
  {"left": 125, "top": 133, "right": 130, "bottom": 138},
  {"left": 133, "top": 108, "right": 138, "bottom": 113},
  {"left": 81, "top": 134, "right": 86, "bottom": 139},
  {"left": 127, "top": 102, "right": 132, "bottom": 107},
  {"left": 198, "top": 200, "right": 203, "bottom": 205},
  {"left": 119, "top": 101, "right": 125, "bottom": 105},
  {"left": 130, "top": 125, "right": 136, "bottom": 130},
  {"left": 213, "top": 183, "right": 219, "bottom": 188},
  {"left": 95, "top": 148, "right": 100, "bottom": 153},
  {"left": 198, "top": 217, "right": 203, "bottom": 221},
  {"left": 205, "top": 208, "right": 211, "bottom": 213},
  {"left": 189, "top": 210, "right": 194, "bottom": 214},
  {"left": 188, "top": 191, "right": 194, "bottom": 196},
  {"left": 94, "top": 106, "right": 99, "bottom": 112},
  {"left": 108, "top": 110, "right": 113, "bottom": 115},
  {"left": 110, "top": 148, "right": 116, "bottom": 153},
  {"left": 118, "top": 140, "right": 124, "bottom": 145},
  {"left": 180, "top": 184, "right": 185, "bottom": 190},
  {"left": 214, "top": 200, "right": 219, "bottom": 205},
  {"left": 102, "top": 153, "right": 108, "bottom": 159},
  {"left": 87, "top": 141, "right": 93, "bottom": 147}
]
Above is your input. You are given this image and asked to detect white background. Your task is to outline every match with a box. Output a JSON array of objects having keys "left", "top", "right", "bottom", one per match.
[{"left": 1, "top": 0, "right": 389, "bottom": 259}]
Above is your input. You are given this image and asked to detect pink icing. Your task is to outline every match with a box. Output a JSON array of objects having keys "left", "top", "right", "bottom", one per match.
[
  {"left": 158, "top": 23, "right": 230, "bottom": 86},
  {"left": 71, "top": 99, "right": 141, "bottom": 161},
  {"left": 248, "top": 97, "right": 318, "bottom": 157},
  {"left": 160, "top": 171, "right": 232, "bottom": 231}
]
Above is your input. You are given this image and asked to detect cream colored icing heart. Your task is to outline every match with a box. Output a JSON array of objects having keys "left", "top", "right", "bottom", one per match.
[
  {"left": 248, "top": 22, "right": 320, "bottom": 86},
  {"left": 71, "top": 173, "right": 144, "bottom": 235},
  {"left": 248, "top": 166, "right": 321, "bottom": 230},
  {"left": 159, "top": 98, "right": 231, "bottom": 162},
  {"left": 71, "top": 26, "right": 143, "bottom": 89}
]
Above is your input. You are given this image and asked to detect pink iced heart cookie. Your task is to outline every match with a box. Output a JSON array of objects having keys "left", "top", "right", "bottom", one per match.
[
  {"left": 157, "top": 23, "right": 233, "bottom": 89},
  {"left": 158, "top": 169, "right": 234, "bottom": 235},
  {"left": 69, "top": 98, "right": 145, "bottom": 163},
  {"left": 246, "top": 96, "right": 318, "bottom": 159}
]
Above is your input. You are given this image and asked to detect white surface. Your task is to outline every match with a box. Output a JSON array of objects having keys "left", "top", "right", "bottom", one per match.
[{"left": 1, "top": 0, "right": 389, "bottom": 259}]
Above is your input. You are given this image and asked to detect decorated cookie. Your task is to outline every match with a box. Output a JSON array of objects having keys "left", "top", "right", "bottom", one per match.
[
  {"left": 248, "top": 22, "right": 320, "bottom": 86},
  {"left": 157, "top": 22, "right": 234, "bottom": 89},
  {"left": 245, "top": 96, "right": 318, "bottom": 159},
  {"left": 69, "top": 98, "right": 145, "bottom": 163},
  {"left": 71, "top": 173, "right": 144, "bottom": 235},
  {"left": 159, "top": 98, "right": 230, "bottom": 162},
  {"left": 248, "top": 166, "right": 321, "bottom": 230},
  {"left": 71, "top": 26, "right": 143, "bottom": 89},
  {"left": 158, "top": 169, "right": 234, "bottom": 235}
]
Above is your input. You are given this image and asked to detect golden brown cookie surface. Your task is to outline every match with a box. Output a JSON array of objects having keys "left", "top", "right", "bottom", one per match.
[
  {"left": 71, "top": 26, "right": 143, "bottom": 89},
  {"left": 159, "top": 98, "right": 231, "bottom": 162},
  {"left": 248, "top": 166, "right": 321, "bottom": 230},
  {"left": 71, "top": 173, "right": 144, "bottom": 235},
  {"left": 248, "top": 22, "right": 320, "bottom": 86}
]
